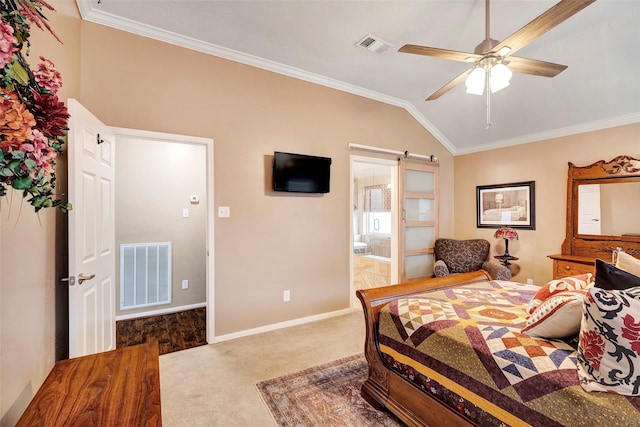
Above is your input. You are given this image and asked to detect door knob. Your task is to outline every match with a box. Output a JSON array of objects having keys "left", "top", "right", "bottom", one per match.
[{"left": 78, "top": 273, "right": 96, "bottom": 284}]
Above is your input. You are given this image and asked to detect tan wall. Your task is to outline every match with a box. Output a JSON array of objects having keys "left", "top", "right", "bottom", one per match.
[
  {"left": 115, "top": 137, "right": 207, "bottom": 316},
  {"left": 6, "top": 2, "right": 635, "bottom": 423},
  {"left": 0, "top": 2, "right": 81, "bottom": 425},
  {"left": 454, "top": 122, "right": 640, "bottom": 285},
  {"left": 76, "top": 22, "right": 454, "bottom": 336}
]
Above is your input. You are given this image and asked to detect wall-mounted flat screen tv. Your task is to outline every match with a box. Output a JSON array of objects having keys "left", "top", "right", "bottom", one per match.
[{"left": 273, "top": 151, "right": 331, "bottom": 193}]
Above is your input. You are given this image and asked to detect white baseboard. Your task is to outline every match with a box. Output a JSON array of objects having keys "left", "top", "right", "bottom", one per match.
[
  {"left": 115, "top": 302, "right": 207, "bottom": 321},
  {"left": 211, "top": 307, "right": 355, "bottom": 343}
]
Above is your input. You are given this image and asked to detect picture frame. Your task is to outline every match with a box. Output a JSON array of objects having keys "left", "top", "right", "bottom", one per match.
[{"left": 476, "top": 181, "right": 535, "bottom": 229}]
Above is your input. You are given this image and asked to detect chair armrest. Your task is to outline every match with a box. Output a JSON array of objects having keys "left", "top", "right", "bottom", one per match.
[
  {"left": 482, "top": 261, "right": 512, "bottom": 280},
  {"left": 434, "top": 260, "right": 450, "bottom": 277}
]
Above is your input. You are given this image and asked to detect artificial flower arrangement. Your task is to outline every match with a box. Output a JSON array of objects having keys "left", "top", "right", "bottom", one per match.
[{"left": 1, "top": 0, "right": 70, "bottom": 212}]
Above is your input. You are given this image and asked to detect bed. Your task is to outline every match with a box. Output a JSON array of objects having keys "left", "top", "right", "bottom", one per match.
[
  {"left": 356, "top": 271, "right": 640, "bottom": 426},
  {"left": 482, "top": 206, "right": 526, "bottom": 222}
]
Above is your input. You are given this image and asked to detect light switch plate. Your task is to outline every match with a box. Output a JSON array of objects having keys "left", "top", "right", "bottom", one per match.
[{"left": 218, "top": 206, "right": 230, "bottom": 218}]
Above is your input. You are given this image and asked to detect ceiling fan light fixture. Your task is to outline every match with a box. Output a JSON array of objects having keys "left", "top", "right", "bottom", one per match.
[
  {"left": 489, "top": 62, "right": 512, "bottom": 93},
  {"left": 465, "top": 67, "right": 486, "bottom": 95}
]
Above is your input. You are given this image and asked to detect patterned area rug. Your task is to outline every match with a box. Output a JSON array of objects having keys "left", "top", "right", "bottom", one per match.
[{"left": 256, "top": 354, "right": 402, "bottom": 426}]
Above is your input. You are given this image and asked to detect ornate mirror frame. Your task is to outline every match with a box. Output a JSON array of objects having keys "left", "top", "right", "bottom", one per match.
[{"left": 561, "top": 155, "right": 640, "bottom": 259}]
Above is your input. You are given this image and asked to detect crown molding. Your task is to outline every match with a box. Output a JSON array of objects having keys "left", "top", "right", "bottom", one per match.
[
  {"left": 456, "top": 112, "right": 640, "bottom": 155},
  {"left": 75, "top": 1, "right": 456, "bottom": 154},
  {"left": 76, "top": 1, "right": 636, "bottom": 157}
]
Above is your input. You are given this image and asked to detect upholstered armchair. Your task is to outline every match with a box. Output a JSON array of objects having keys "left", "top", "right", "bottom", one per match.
[{"left": 433, "top": 238, "right": 511, "bottom": 281}]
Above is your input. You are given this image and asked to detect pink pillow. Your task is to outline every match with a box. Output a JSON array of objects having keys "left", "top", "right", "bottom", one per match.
[{"left": 526, "top": 274, "right": 594, "bottom": 315}]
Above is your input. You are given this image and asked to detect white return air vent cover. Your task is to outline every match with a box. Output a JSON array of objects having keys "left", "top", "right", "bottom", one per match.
[
  {"left": 356, "top": 34, "right": 392, "bottom": 54},
  {"left": 120, "top": 242, "right": 172, "bottom": 310}
]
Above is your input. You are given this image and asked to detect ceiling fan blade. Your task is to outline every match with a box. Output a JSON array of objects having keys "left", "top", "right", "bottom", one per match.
[
  {"left": 399, "top": 44, "right": 482, "bottom": 63},
  {"left": 495, "top": 0, "right": 595, "bottom": 57},
  {"left": 507, "top": 56, "right": 567, "bottom": 77},
  {"left": 426, "top": 69, "right": 472, "bottom": 101}
]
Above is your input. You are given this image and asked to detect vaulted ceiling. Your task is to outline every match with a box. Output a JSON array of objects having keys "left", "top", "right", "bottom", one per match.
[{"left": 76, "top": 1, "right": 640, "bottom": 154}]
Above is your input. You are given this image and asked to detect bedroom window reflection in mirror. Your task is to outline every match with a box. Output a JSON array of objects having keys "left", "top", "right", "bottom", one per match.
[
  {"left": 476, "top": 181, "right": 535, "bottom": 229},
  {"left": 577, "top": 181, "right": 640, "bottom": 236}
]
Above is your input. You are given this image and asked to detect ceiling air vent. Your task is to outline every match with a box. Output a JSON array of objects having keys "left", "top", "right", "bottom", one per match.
[{"left": 356, "top": 34, "right": 392, "bottom": 54}]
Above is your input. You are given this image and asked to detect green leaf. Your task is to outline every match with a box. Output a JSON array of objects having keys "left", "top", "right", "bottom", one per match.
[
  {"left": 24, "top": 159, "right": 37, "bottom": 170},
  {"left": 8, "top": 58, "right": 29, "bottom": 85},
  {"left": 6, "top": 160, "right": 20, "bottom": 172},
  {"left": 31, "top": 196, "right": 46, "bottom": 208},
  {"left": 0, "top": 169, "right": 13, "bottom": 177},
  {"left": 11, "top": 176, "right": 32, "bottom": 190},
  {"left": 11, "top": 150, "right": 25, "bottom": 160}
]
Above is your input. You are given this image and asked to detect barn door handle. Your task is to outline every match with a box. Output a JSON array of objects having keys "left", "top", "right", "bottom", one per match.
[{"left": 78, "top": 273, "right": 95, "bottom": 284}]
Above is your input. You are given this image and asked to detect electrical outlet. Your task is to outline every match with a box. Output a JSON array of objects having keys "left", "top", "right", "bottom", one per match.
[
  {"left": 283, "top": 290, "right": 290, "bottom": 302},
  {"left": 182, "top": 279, "right": 189, "bottom": 289},
  {"left": 527, "top": 278, "right": 534, "bottom": 285}
]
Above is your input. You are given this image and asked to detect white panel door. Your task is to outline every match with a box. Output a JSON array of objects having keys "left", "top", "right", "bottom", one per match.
[
  {"left": 578, "top": 184, "right": 601, "bottom": 235},
  {"left": 67, "top": 99, "right": 115, "bottom": 357}
]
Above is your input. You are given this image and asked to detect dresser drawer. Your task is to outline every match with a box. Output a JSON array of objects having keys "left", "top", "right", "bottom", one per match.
[{"left": 555, "top": 260, "right": 594, "bottom": 278}]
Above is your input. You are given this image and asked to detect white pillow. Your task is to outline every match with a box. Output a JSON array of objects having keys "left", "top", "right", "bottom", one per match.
[
  {"left": 616, "top": 252, "right": 640, "bottom": 278},
  {"left": 521, "top": 289, "right": 588, "bottom": 339}
]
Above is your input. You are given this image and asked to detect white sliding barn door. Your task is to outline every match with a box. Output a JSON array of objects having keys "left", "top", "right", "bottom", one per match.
[
  {"left": 67, "top": 99, "right": 116, "bottom": 357},
  {"left": 398, "top": 159, "right": 439, "bottom": 282}
]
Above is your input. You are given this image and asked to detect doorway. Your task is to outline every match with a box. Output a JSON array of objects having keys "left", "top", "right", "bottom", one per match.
[
  {"left": 350, "top": 156, "right": 398, "bottom": 309},
  {"left": 112, "top": 128, "right": 215, "bottom": 346},
  {"left": 66, "top": 100, "right": 214, "bottom": 359}
]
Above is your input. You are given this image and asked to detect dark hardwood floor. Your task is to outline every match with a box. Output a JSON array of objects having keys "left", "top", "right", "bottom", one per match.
[{"left": 116, "top": 307, "right": 206, "bottom": 354}]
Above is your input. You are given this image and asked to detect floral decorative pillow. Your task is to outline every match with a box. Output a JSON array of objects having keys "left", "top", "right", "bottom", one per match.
[
  {"left": 522, "top": 290, "right": 588, "bottom": 339},
  {"left": 526, "top": 274, "right": 594, "bottom": 315},
  {"left": 577, "top": 286, "right": 640, "bottom": 396}
]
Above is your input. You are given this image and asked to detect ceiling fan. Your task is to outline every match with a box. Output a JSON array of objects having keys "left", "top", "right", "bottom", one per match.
[{"left": 399, "top": 0, "right": 596, "bottom": 101}]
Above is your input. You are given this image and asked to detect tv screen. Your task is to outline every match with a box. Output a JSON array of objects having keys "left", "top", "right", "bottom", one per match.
[{"left": 273, "top": 151, "right": 331, "bottom": 193}]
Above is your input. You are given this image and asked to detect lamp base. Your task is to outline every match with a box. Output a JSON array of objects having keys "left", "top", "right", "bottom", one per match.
[
  {"left": 496, "top": 237, "right": 517, "bottom": 266},
  {"left": 494, "top": 254, "right": 518, "bottom": 267}
]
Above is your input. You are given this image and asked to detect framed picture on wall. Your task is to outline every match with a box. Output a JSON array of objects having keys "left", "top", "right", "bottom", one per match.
[{"left": 476, "top": 181, "right": 535, "bottom": 229}]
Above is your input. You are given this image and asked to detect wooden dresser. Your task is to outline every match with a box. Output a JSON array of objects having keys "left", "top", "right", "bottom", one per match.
[
  {"left": 17, "top": 341, "right": 162, "bottom": 426},
  {"left": 551, "top": 155, "right": 640, "bottom": 280},
  {"left": 548, "top": 254, "right": 596, "bottom": 279}
]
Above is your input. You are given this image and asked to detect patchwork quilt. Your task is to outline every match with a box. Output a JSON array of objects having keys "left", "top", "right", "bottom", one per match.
[{"left": 377, "top": 280, "right": 640, "bottom": 426}]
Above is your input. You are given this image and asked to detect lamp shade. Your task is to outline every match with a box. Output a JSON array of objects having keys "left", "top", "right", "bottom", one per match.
[
  {"left": 494, "top": 227, "right": 518, "bottom": 240},
  {"left": 465, "top": 67, "right": 486, "bottom": 95},
  {"left": 489, "top": 63, "right": 512, "bottom": 93}
]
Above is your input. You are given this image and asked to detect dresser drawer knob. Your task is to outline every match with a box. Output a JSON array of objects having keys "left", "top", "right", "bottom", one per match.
[{"left": 565, "top": 265, "right": 571, "bottom": 270}]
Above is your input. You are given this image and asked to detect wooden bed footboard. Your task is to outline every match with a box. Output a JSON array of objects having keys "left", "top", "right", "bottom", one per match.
[{"left": 356, "top": 271, "right": 491, "bottom": 427}]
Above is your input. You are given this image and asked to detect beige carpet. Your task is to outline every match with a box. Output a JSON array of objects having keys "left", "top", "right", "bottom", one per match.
[
  {"left": 160, "top": 312, "right": 366, "bottom": 426},
  {"left": 256, "top": 354, "right": 401, "bottom": 426}
]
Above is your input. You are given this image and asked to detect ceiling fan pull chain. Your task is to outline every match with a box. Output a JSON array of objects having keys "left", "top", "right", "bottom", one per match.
[{"left": 486, "top": 71, "right": 492, "bottom": 129}]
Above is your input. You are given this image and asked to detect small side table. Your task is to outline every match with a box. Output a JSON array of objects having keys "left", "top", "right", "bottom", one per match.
[{"left": 494, "top": 255, "right": 518, "bottom": 267}]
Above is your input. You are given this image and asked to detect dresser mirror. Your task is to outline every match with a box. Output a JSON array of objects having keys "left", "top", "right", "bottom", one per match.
[
  {"left": 562, "top": 155, "right": 640, "bottom": 259},
  {"left": 577, "top": 180, "right": 640, "bottom": 236},
  {"left": 549, "top": 156, "right": 640, "bottom": 279}
]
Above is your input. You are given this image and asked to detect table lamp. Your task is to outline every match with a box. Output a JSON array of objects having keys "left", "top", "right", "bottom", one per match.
[{"left": 494, "top": 227, "right": 518, "bottom": 265}]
